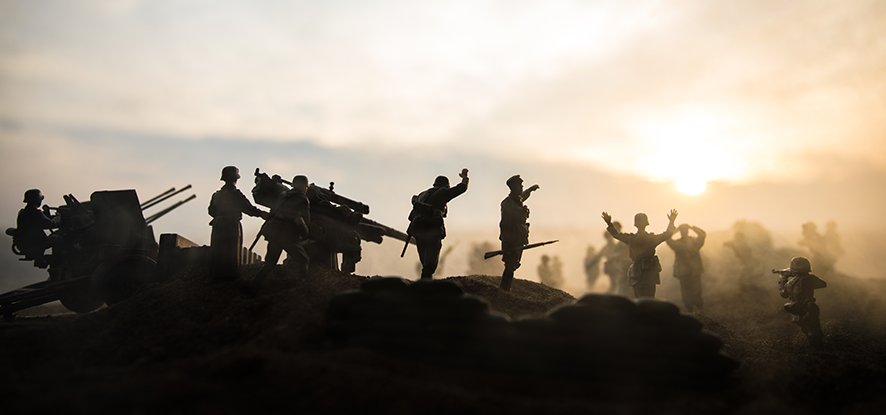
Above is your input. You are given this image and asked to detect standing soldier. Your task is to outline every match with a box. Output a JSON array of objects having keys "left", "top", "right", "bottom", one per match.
[
  {"left": 724, "top": 232, "right": 759, "bottom": 291},
  {"left": 666, "top": 224, "right": 707, "bottom": 313},
  {"left": 598, "top": 223, "right": 631, "bottom": 295},
  {"left": 499, "top": 175, "right": 539, "bottom": 292},
  {"left": 775, "top": 257, "right": 827, "bottom": 347},
  {"left": 407, "top": 168, "right": 469, "bottom": 280},
  {"left": 601, "top": 209, "right": 678, "bottom": 299},
  {"left": 14, "top": 189, "right": 62, "bottom": 267},
  {"left": 249, "top": 175, "right": 312, "bottom": 295},
  {"left": 208, "top": 166, "right": 269, "bottom": 281}
]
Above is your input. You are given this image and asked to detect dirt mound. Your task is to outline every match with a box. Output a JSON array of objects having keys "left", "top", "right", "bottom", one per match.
[{"left": 1, "top": 263, "right": 885, "bottom": 414}]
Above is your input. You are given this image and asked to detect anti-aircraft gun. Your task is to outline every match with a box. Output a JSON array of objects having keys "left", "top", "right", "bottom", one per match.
[
  {"left": 2, "top": 186, "right": 195, "bottom": 316},
  {"left": 252, "top": 169, "right": 411, "bottom": 273}
]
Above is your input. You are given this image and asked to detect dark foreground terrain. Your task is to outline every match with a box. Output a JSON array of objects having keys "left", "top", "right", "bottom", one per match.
[{"left": 1, "top": 264, "right": 885, "bottom": 414}]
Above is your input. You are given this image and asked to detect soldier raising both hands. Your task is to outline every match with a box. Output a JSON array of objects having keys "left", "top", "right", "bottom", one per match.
[{"left": 602, "top": 209, "right": 678, "bottom": 299}]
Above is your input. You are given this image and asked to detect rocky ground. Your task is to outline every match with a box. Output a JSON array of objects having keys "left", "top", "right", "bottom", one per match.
[{"left": 1, "top": 263, "right": 884, "bottom": 414}]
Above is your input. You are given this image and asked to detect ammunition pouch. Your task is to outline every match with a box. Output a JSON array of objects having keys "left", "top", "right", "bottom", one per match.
[{"left": 628, "top": 255, "right": 661, "bottom": 285}]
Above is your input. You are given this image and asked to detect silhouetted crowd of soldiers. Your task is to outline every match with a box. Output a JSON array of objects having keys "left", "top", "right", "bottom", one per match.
[{"left": 10, "top": 165, "right": 841, "bottom": 347}]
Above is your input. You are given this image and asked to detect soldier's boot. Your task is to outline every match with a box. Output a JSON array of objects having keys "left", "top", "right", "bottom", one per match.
[{"left": 500, "top": 269, "right": 514, "bottom": 292}]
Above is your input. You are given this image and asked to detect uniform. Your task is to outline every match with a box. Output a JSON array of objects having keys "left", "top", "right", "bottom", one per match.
[
  {"left": 208, "top": 183, "right": 265, "bottom": 281},
  {"left": 607, "top": 221, "right": 676, "bottom": 298},
  {"left": 778, "top": 260, "right": 827, "bottom": 347},
  {"left": 249, "top": 189, "right": 311, "bottom": 294},
  {"left": 667, "top": 227, "right": 706, "bottom": 312},
  {"left": 408, "top": 175, "right": 469, "bottom": 280},
  {"left": 499, "top": 186, "right": 534, "bottom": 291}
]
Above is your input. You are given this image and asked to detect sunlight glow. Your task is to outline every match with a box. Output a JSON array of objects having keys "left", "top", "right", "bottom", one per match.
[{"left": 675, "top": 178, "right": 706, "bottom": 195}]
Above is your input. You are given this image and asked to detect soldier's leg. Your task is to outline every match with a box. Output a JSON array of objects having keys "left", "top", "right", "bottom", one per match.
[
  {"left": 210, "top": 221, "right": 241, "bottom": 281},
  {"left": 417, "top": 237, "right": 442, "bottom": 280},
  {"left": 250, "top": 241, "right": 283, "bottom": 295},
  {"left": 633, "top": 283, "right": 656, "bottom": 298},
  {"left": 500, "top": 243, "right": 523, "bottom": 292},
  {"left": 281, "top": 238, "right": 309, "bottom": 278},
  {"left": 801, "top": 303, "right": 824, "bottom": 347}
]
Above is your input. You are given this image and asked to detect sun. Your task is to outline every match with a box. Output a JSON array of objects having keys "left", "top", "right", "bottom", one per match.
[{"left": 675, "top": 178, "right": 706, "bottom": 195}]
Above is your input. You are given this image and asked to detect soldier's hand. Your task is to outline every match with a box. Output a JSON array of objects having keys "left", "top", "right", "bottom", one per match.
[
  {"left": 459, "top": 168, "right": 469, "bottom": 179},
  {"left": 602, "top": 212, "right": 612, "bottom": 224},
  {"left": 42, "top": 205, "right": 51, "bottom": 216},
  {"left": 528, "top": 184, "right": 540, "bottom": 192},
  {"left": 260, "top": 211, "right": 270, "bottom": 220},
  {"left": 668, "top": 209, "right": 678, "bottom": 222}
]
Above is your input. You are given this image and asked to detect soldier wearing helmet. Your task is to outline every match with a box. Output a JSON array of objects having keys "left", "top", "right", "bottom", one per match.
[
  {"left": 13, "top": 189, "right": 62, "bottom": 264},
  {"left": 667, "top": 224, "right": 707, "bottom": 313},
  {"left": 407, "top": 168, "right": 470, "bottom": 280},
  {"left": 249, "top": 175, "right": 312, "bottom": 295},
  {"left": 208, "top": 166, "right": 269, "bottom": 281},
  {"left": 595, "top": 222, "right": 631, "bottom": 295},
  {"left": 601, "top": 209, "right": 678, "bottom": 298},
  {"left": 776, "top": 256, "right": 827, "bottom": 347},
  {"left": 498, "top": 174, "right": 539, "bottom": 292}
]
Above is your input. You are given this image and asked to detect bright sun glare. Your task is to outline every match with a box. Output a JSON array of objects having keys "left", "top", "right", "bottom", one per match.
[{"left": 675, "top": 179, "right": 706, "bottom": 195}]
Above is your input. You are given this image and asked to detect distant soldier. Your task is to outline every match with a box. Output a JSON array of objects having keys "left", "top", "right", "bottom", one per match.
[
  {"left": 249, "top": 175, "right": 311, "bottom": 295},
  {"left": 666, "top": 224, "right": 706, "bottom": 313},
  {"left": 499, "top": 175, "right": 540, "bottom": 292},
  {"left": 583, "top": 245, "right": 602, "bottom": 290},
  {"left": 208, "top": 166, "right": 269, "bottom": 281},
  {"left": 13, "top": 189, "right": 62, "bottom": 266},
  {"left": 601, "top": 209, "right": 678, "bottom": 298},
  {"left": 775, "top": 257, "right": 827, "bottom": 347},
  {"left": 537, "top": 254, "right": 564, "bottom": 288},
  {"left": 597, "top": 223, "right": 631, "bottom": 295},
  {"left": 407, "top": 169, "right": 469, "bottom": 280},
  {"left": 724, "top": 231, "right": 758, "bottom": 291}
]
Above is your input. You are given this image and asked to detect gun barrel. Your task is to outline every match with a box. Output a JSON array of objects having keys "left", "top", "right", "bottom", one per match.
[
  {"left": 145, "top": 194, "right": 196, "bottom": 225},
  {"left": 140, "top": 187, "right": 176, "bottom": 208},
  {"left": 483, "top": 239, "right": 558, "bottom": 260},
  {"left": 141, "top": 185, "right": 193, "bottom": 211}
]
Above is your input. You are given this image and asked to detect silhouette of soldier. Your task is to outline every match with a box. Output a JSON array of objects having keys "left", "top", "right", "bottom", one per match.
[
  {"left": 407, "top": 169, "right": 469, "bottom": 280},
  {"left": 601, "top": 210, "right": 678, "bottom": 298},
  {"left": 597, "top": 223, "right": 631, "bottom": 295},
  {"left": 798, "top": 221, "right": 844, "bottom": 275},
  {"left": 249, "top": 175, "right": 311, "bottom": 295},
  {"left": 499, "top": 175, "right": 539, "bottom": 292},
  {"left": 583, "top": 245, "right": 602, "bottom": 290},
  {"left": 776, "top": 256, "right": 827, "bottom": 347},
  {"left": 666, "top": 224, "right": 706, "bottom": 313},
  {"left": 13, "top": 189, "right": 62, "bottom": 267},
  {"left": 537, "top": 254, "right": 564, "bottom": 288},
  {"left": 724, "top": 231, "right": 758, "bottom": 291},
  {"left": 209, "top": 166, "right": 269, "bottom": 281}
]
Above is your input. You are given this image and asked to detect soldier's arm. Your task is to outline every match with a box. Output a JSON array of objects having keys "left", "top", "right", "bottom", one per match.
[
  {"left": 693, "top": 226, "right": 707, "bottom": 247},
  {"left": 236, "top": 189, "right": 265, "bottom": 218},
  {"left": 521, "top": 184, "right": 539, "bottom": 201}
]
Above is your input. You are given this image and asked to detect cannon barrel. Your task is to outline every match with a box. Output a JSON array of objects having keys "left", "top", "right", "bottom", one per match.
[
  {"left": 145, "top": 194, "right": 197, "bottom": 225},
  {"left": 141, "top": 185, "right": 192, "bottom": 211},
  {"left": 140, "top": 187, "right": 176, "bottom": 208}
]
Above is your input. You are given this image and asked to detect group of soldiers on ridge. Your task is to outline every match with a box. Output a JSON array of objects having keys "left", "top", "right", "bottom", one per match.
[{"left": 12, "top": 165, "right": 831, "bottom": 346}]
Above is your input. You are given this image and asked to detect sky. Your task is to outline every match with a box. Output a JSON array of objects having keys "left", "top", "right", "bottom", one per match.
[{"left": 1, "top": 0, "right": 885, "bottom": 291}]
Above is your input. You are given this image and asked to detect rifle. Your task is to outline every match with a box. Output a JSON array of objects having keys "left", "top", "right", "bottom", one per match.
[
  {"left": 484, "top": 240, "right": 559, "bottom": 260},
  {"left": 771, "top": 268, "right": 795, "bottom": 280},
  {"left": 248, "top": 229, "right": 263, "bottom": 254},
  {"left": 400, "top": 235, "right": 412, "bottom": 258}
]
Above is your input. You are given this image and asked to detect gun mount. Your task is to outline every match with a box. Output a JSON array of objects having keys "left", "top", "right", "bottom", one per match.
[
  {"left": 252, "top": 169, "right": 410, "bottom": 273},
  {"left": 2, "top": 186, "right": 196, "bottom": 316}
]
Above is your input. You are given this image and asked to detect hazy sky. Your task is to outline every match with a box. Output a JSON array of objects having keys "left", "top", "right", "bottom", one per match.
[{"left": 1, "top": 0, "right": 885, "bottom": 288}]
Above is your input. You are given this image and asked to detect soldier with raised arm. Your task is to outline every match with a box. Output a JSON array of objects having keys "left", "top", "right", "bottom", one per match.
[
  {"left": 407, "top": 169, "right": 469, "bottom": 280},
  {"left": 601, "top": 209, "right": 678, "bottom": 299},
  {"left": 667, "top": 224, "right": 706, "bottom": 312},
  {"left": 209, "top": 166, "right": 269, "bottom": 281},
  {"left": 499, "top": 175, "right": 539, "bottom": 292},
  {"left": 249, "top": 175, "right": 311, "bottom": 295}
]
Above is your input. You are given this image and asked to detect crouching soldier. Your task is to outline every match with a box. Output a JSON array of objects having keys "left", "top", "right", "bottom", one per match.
[
  {"left": 775, "top": 257, "right": 827, "bottom": 347},
  {"left": 249, "top": 175, "right": 311, "bottom": 295}
]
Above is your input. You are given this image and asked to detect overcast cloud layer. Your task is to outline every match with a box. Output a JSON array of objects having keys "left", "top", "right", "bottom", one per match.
[{"left": 1, "top": 0, "right": 884, "bottom": 185}]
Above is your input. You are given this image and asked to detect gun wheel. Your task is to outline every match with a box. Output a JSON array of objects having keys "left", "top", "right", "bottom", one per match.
[
  {"left": 102, "top": 255, "right": 158, "bottom": 306},
  {"left": 59, "top": 282, "right": 104, "bottom": 314}
]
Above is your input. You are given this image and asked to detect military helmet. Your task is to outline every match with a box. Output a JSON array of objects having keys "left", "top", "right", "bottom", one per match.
[
  {"left": 790, "top": 257, "right": 812, "bottom": 274},
  {"left": 23, "top": 189, "right": 43, "bottom": 204},
  {"left": 220, "top": 166, "right": 240, "bottom": 181},
  {"left": 433, "top": 175, "right": 450, "bottom": 187},
  {"left": 291, "top": 175, "right": 309, "bottom": 188},
  {"left": 506, "top": 175, "right": 522, "bottom": 189}
]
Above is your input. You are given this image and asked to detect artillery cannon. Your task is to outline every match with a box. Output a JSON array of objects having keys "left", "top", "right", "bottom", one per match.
[
  {"left": 2, "top": 186, "right": 195, "bottom": 316},
  {"left": 252, "top": 169, "right": 410, "bottom": 273}
]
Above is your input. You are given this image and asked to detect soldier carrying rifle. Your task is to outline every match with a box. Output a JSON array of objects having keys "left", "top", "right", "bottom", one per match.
[
  {"left": 498, "top": 175, "right": 540, "bottom": 292},
  {"left": 773, "top": 257, "right": 827, "bottom": 347}
]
